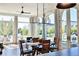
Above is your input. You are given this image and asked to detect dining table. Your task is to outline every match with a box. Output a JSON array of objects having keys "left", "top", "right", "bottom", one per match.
[
  {"left": 22, "top": 42, "right": 41, "bottom": 48},
  {"left": 38, "top": 47, "right": 79, "bottom": 56},
  {"left": 26, "top": 42, "right": 40, "bottom": 46}
]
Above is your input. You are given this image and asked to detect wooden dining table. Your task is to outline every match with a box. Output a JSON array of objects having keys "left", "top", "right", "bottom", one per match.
[{"left": 38, "top": 47, "right": 79, "bottom": 56}]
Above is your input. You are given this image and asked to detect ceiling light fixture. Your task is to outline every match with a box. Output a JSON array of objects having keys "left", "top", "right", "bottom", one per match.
[{"left": 56, "top": 3, "right": 76, "bottom": 9}]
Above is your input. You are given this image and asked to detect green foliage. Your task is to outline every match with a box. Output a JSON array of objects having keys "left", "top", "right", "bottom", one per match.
[
  {"left": 47, "top": 25, "right": 55, "bottom": 37},
  {"left": 0, "top": 19, "right": 13, "bottom": 35},
  {"left": 0, "top": 20, "right": 3, "bottom": 35},
  {"left": 18, "top": 28, "right": 22, "bottom": 33},
  {"left": 71, "top": 26, "right": 77, "bottom": 34},
  {"left": 18, "top": 27, "right": 28, "bottom": 36},
  {"left": 38, "top": 29, "right": 42, "bottom": 35},
  {"left": 7, "top": 19, "right": 13, "bottom": 35},
  {"left": 21, "top": 27, "right": 28, "bottom": 35}
]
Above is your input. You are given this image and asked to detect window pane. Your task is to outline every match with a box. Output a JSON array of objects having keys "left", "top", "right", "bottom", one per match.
[
  {"left": 18, "top": 17, "right": 30, "bottom": 22},
  {"left": 46, "top": 14, "right": 55, "bottom": 24},
  {"left": 0, "top": 15, "right": 14, "bottom": 43},
  {"left": 18, "top": 17, "right": 31, "bottom": 40},
  {"left": 61, "top": 10, "right": 67, "bottom": 49},
  {"left": 45, "top": 24, "right": 55, "bottom": 42},
  {"left": 70, "top": 8, "right": 78, "bottom": 45},
  {"left": 45, "top": 13, "right": 55, "bottom": 42},
  {"left": 0, "top": 15, "right": 14, "bottom": 21},
  {"left": 37, "top": 23, "right": 43, "bottom": 38}
]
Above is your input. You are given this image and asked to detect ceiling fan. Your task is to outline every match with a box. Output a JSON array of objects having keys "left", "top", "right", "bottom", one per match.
[{"left": 17, "top": 6, "right": 31, "bottom": 14}]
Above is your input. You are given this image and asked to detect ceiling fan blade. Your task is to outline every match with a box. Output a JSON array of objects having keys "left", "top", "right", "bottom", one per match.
[
  {"left": 16, "top": 6, "right": 31, "bottom": 15},
  {"left": 23, "top": 12, "right": 31, "bottom": 14},
  {"left": 16, "top": 11, "right": 31, "bottom": 14}
]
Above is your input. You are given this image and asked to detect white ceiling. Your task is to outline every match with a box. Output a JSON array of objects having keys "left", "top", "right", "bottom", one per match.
[
  {"left": 0, "top": 3, "right": 78, "bottom": 17},
  {"left": 0, "top": 3, "right": 57, "bottom": 16}
]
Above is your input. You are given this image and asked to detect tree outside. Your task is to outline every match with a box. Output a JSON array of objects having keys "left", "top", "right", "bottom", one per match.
[
  {"left": 71, "top": 26, "right": 77, "bottom": 34},
  {"left": 18, "top": 27, "right": 29, "bottom": 36},
  {"left": 0, "top": 19, "right": 13, "bottom": 36},
  {"left": 47, "top": 25, "right": 55, "bottom": 37}
]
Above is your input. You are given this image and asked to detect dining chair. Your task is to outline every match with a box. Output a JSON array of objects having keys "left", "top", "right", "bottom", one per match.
[
  {"left": 0, "top": 43, "right": 4, "bottom": 55},
  {"left": 42, "top": 40, "right": 50, "bottom": 53},
  {"left": 35, "top": 39, "right": 43, "bottom": 55},
  {"left": 31, "top": 37, "right": 40, "bottom": 55},
  {"left": 26, "top": 37, "right": 32, "bottom": 42},
  {"left": 36, "top": 39, "right": 50, "bottom": 55},
  {"left": 19, "top": 40, "right": 34, "bottom": 56},
  {"left": 32, "top": 37, "right": 39, "bottom": 43},
  {"left": 50, "top": 37, "right": 60, "bottom": 52}
]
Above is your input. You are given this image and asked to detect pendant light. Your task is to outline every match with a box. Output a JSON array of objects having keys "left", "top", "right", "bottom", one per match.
[
  {"left": 56, "top": 3, "right": 76, "bottom": 9},
  {"left": 37, "top": 3, "right": 38, "bottom": 17}
]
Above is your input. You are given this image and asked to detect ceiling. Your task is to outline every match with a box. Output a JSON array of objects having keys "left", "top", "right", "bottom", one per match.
[{"left": 0, "top": 3, "right": 78, "bottom": 17}]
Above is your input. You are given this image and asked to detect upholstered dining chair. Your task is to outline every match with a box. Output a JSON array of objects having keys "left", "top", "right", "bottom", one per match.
[
  {"left": 19, "top": 40, "right": 34, "bottom": 56},
  {"left": 50, "top": 37, "right": 60, "bottom": 52},
  {"left": 36, "top": 39, "right": 50, "bottom": 55},
  {"left": 32, "top": 37, "right": 39, "bottom": 43},
  {"left": 0, "top": 43, "right": 4, "bottom": 55},
  {"left": 26, "top": 37, "right": 32, "bottom": 42},
  {"left": 42, "top": 40, "right": 50, "bottom": 53}
]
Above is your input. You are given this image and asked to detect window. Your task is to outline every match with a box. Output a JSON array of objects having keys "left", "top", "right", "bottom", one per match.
[
  {"left": 37, "top": 17, "right": 43, "bottom": 38},
  {"left": 45, "top": 14, "right": 55, "bottom": 41},
  {"left": 61, "top": 10, "right": 68, "bottom": 49},
  {"left": 70, "top": 8, "right": 78, "bottom": 45},
  {"left": 0, "top": 15, "right": 14, "bottom": 43},
  {"left": 18, "top": 17, "right": 31, "bottom": 40}
]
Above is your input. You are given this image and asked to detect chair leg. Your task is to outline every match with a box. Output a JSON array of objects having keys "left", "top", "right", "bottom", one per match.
[
  {"left": 32, "top": 49, "right": 36, "bottom": 56},
  {"left": 36, "top": 51, "right": 38, "bottom": 55},
  {"left": 20, "top": 53, "right": 24, "bottom": 56},
  {"left": 20, "top": 53, "right": 21, "bottom": 56}
]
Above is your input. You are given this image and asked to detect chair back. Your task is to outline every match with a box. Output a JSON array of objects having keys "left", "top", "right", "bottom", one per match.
[
  {"left": 32, "top": 37, "right": 39, "bottom": 43},
  {"left": 38, "top": 39, "right": 43, "bottom": 44},
  {"left": 42, "top": 40, "right": 50, "bottom": 53},
  {"left": 54, "top": 37, "right": 60, "bottom": 50},
  {"left": 19, "top": 40, "right": 25, "bottom": 54},
  {"left": 43, "top": 40, "right": 50, "bottom": 49},
  {"left": 19, "top": 40, "right": 34, "bottom": 56},
  {"left": 0, "top": 43, "right": 4, "bottom": 49},
  {"left": 27, "top": 37, "right": 32, "bottom": 42},
  {"left": 0, "top": 43, "right": 4, "bottom": 55}
]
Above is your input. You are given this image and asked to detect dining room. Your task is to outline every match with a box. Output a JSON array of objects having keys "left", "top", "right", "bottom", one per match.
[{"left": 0, "top": 3, "right": 79, "bottom": 56}]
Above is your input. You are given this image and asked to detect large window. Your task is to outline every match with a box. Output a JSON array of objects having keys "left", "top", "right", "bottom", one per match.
[
  {"left": 45, "top": 14, "right": 55, "bottom": 41},
  {"left": 34, "top": 13, "right": 55, "bottom": 41},
  {"left": 70, "top": 8, "right": 78, "bottom": 45},
  {"left": 61, "top": 10, "right": 67, "bottom": 49},
  {"left": 0, "top": 15, "right": 14, "bottom": 43},
  {"left": 61, "top": 8, "right": 78, "bottom": 48},
  {"left": 37, "top": 17, "right": 43, "bottom": 38},
  {"left": 18, "top": 17, "right": 31, "bottom": 40}
]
